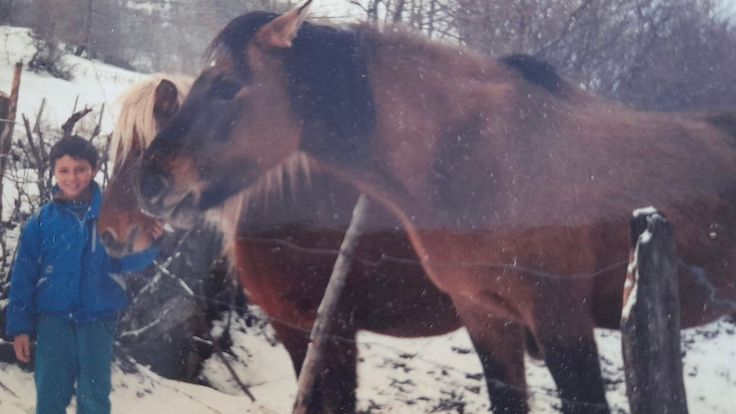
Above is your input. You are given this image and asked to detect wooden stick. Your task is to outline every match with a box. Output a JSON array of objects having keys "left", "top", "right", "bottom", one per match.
[
  {"left": 71, "top": 94, "right": 79, "bottom": 115},
  {"left": 292, "top": 194, "right": 371, "bottom": 414},
  {"left": 22, "top": 114, "right": 44, "bottom": 169},
  {"left": 32, "top": 97, "right": 46, "bottom": 134},
  {"left": 4, "top": 62, "right": 22, "bottom": 145},
  {"left": 621, "top": 209, "right": 688, "bottom": 414},
  {"left": 211, "top": 336, "right": 256, "bottom": 402},
  {"left": 89, "top": 103, "right": 105, "bottom": 141}
]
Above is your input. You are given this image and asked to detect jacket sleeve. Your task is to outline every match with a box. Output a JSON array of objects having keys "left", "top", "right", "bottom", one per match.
[
  {"left": 110, "top": 246, "right": 160, "bottom": 274},
  {"left": 6, "top": 216, "right": 42, "bottom": 338}
]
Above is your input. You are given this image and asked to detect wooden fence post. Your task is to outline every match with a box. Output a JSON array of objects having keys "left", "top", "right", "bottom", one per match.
[
  {"left": 292, "top": 194, "right": 371, "bottom": 414},
  {"left": 0, "top": 62, "right": 22, "bottom": 263},
  {"left": 621, "top": 208, "right": 688, "bottom": 414}
]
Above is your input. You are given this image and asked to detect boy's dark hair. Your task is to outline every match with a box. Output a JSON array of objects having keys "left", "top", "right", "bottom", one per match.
[{"left": 49, "top": 135, "right": 99, "bottom": 169}]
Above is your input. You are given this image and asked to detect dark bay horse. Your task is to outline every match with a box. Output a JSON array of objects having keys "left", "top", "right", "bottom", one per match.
[
  {"left": 99, "top": 76, "right": 463, "bottom": 412},
  {"left": 134, "top": 3, "right": 736, "bottom": 413}
]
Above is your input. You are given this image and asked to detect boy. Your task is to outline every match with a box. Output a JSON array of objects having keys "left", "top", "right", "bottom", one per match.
[{"left": 6, "top": 135, "right": 163, "bottom": 414}]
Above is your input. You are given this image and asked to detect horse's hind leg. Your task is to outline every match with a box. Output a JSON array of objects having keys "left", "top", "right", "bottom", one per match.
[
  {"left": 531, "top": 308, "right": 610, "bottom": 414},
  {"left": 454, "top": 302, "right": 528, "bottom": 414},
  {"left": 539, "top": 334, "right": 608, "bottom": 414},
  {"left": 271, "top": 320, "right": 358, "bottom": 414}
]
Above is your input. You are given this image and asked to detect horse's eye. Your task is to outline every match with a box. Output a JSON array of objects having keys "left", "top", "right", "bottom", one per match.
[{"left": 212, "top": 79, "right": 242, "bottom": 100}]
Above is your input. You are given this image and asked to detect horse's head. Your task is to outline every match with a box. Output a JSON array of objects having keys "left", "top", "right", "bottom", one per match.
[
  {"left": 137, "top": 0, "right": 373, "bottom": 223},
  {"left": 99, "top": 75, "right": 192, "bottom": 257}
]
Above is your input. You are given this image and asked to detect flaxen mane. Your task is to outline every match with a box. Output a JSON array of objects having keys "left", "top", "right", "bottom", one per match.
[
  {"left": 110, "top": 74, "right": 192, "bottom": 169},
  {"left": 209, "top": 152, "right": 316, "bottom": 266}
]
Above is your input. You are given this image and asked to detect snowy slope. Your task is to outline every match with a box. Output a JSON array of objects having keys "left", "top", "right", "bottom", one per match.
[
  {"left": 1, "top": 24, "right": 736, "bottom": 414},
  {"left": 0, "top": 27, "right": 143, "bottom": 132}
]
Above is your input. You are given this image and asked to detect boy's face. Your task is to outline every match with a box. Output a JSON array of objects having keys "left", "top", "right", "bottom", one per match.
[{"left": 54, "top": 155, "right": 96, "bottom": 200}]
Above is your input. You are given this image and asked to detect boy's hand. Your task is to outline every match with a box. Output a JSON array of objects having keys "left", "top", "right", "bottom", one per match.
[{"left": 13, "top": 334, "right": 31, "bottom": 363}]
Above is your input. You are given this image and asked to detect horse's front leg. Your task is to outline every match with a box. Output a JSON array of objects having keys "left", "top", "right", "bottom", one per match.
[
  {"left": 271, "top": 320, "right": 358, "bottom": 414},
  {"left": 453, "top": 300, "right": 528, "bottom": 414}
]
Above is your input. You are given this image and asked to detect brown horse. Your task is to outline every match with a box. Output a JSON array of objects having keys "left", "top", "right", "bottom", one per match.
[
  {"left": 99, "top": 77, "right": 464, "bottom": 411},
  {"left": 134, "top": 3, "right": 736, "bottom": 413}
]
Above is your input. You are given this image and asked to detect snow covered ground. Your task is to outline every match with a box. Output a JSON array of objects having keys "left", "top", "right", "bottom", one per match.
[
  {"left": 2, "top": 316, "right": 735, "bottom": 414},
  {"left": 2, "top": 25, "right": 736, "bottom": 414}
]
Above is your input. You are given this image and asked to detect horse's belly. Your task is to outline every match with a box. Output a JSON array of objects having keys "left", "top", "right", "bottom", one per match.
[{"left": 408, "top": 224, "right": 631, "bottom": 323}]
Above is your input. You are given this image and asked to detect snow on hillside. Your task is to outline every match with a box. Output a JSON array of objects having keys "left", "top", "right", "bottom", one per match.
[
  {"left": 0, "top": 26, "right": 143, "bottom": 134},
  {"left": 2, "top": 316, "right": 735, "bottom": 414},
  {"left": 2, "top": 24, "right": 736, "bottom": 414}
]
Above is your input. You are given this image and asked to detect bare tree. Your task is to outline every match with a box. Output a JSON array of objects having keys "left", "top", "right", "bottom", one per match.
[
  {"left": 453, "top": 0, "right": 736, "bottom": 110},
  {"left": 348, "top": 0, "right": 458, "bottom": 39}
]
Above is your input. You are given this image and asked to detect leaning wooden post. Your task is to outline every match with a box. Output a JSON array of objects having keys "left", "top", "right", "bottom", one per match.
[
  {"left": 292, "top": 194, "right": 371, "bottom": 414},
  {"left": 621, "top": 208, "right": 688, "bottom": 414},
  {"left": 0, "top": 62, "right": 23, "bottom": 241}
]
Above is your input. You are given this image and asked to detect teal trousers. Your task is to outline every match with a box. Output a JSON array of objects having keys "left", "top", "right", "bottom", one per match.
[{"left": 35, "top": 314, "right": 116, "bottom": 414}]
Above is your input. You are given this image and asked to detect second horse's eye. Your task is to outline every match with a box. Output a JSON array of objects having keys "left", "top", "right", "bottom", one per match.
[{"left": 212, "top": 79, "right": 242, "bottom": 100}]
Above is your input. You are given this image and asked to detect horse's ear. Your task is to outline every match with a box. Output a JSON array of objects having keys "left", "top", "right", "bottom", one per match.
[
  {"left": 255, "top": 0, "right": 312, "bottom": 49},
  {"left": 154, "top": 79, "right": 179, "bottom": 123}
]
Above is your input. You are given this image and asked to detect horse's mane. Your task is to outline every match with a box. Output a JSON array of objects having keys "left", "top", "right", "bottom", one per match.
[
  {"left": 206, "top": 11, "right": 279, "bottom": 77},
  {"left": 206, "top": 152, "right": 315, "bottom": 268},
  {"left": 207, "top": 12, "right": 376, "bottom": 162},
  {"left": 499, "top": 54, "right": 568, "bottom": 97},
  {"left": 110, "top": 74, "right": 193, "bottom": 170}
]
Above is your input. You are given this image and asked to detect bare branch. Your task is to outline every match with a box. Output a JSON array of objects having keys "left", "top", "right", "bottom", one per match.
[
  {"left": 21, "top": 114, "right": 44, "bottom": 170},
  {"left": 32, "top": 97, "right": 46, "bottom": 134},
  {"left": 61, "top": 106, "right": 93, "bottom": 139},
  {"left": 89, "top": 103, "right": 105, "bottom": 142}
]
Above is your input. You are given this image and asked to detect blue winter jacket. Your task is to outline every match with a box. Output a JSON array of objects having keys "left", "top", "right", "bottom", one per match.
[{"left": 5, "top": 182, "right": 159, "bottom": 338}]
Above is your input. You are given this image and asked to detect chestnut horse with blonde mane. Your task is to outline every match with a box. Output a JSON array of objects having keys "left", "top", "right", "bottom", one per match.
[
  {"left": 133, "top": 3, "right": 736, "bottom": 413},
  {"left": 99, "top": 74, "right": 192, "bottom": 255},
  {"left": 100, "top": 76, "right": 465, "bottom": 412}
]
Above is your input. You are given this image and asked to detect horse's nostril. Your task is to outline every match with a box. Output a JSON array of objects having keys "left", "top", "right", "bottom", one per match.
[{"left": 139, "top": 169, "right": 170, "bottom": 201}]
